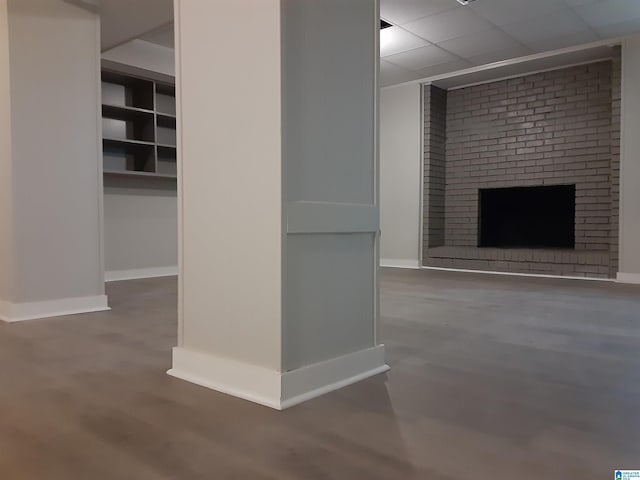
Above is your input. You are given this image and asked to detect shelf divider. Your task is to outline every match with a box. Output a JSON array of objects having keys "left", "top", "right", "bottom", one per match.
[{"left": 102, "top": 68, "right": 176, "bottom": 179}]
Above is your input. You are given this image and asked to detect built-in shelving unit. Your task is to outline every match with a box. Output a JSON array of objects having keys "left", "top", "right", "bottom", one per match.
[{"left": 101, "top": 67, "right": 177, "bottom": 179}]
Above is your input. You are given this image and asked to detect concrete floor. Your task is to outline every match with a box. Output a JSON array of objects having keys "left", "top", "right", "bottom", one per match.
[{"left": 1, "top": 268, "right": 640, "bottom": 479}]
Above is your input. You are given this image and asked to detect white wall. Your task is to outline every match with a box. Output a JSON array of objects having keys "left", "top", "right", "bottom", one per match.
[
  {"left": 0, "top": 3, "right": 13, "bottom": 302},
  {"left": 101, "top": 39, "right": 178, "bottom": 280},
  {"left": 619, "top": 34, "right": 640, "bottom": 283},
  {"left": 380, "top": 83, "right": 422, "bottom": 269},
  {"left": 4, "top": 0, "right": 104, "bottom": 304},
  {"left": 103, "top": 177, "right": 177, "bottom": 280},
  {"left": 103, "top": 178, "right": 177, "bottom": 279}
]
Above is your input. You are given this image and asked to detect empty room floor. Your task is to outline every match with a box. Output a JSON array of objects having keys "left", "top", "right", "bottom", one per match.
[{"left": 1, "top": 269, "right": 639, "bottom": 479}]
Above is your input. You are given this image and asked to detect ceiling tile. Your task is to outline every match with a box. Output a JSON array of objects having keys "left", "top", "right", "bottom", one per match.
[
  {"left": 596, "top": 18, "right": 640, "bottom": 37},
  {"left": 403, "top": 7, "right": 494, "bottom": 44},
  {"left": 469, "top": 0, "right": 561, "bottom": 26},
  {"left": 379, "top": 60, "right": 422, "bottom": 87},
  {"left": 437, "top": 28, "right": 523, "bottom": 59},
  {"left": 575, "top": 0, "right": 640, "bottom": 27},
  {"left": 384, "top": 44, "right": 460, "bottom": 70},
  {"left": 500, "top": 8, "right": 591, "bottom": 48},
  {"left": 380, "top": 0, "right": 460, "bottom": 25},
  {"left": 380, "top": 26, "right": 430, "bottom": 57},
  {"left": 525, "top": 30, "right": 601, "bottom": 52},
  {"left": 467, "top": 45, "right": 533, "bottom": 66},
  {"left": 415, "top": 59, "right": 474, "bottom": 79}
]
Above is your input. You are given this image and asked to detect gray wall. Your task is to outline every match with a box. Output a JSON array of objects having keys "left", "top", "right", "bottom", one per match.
[
  {"left": 101, "top": 41, "right": 177, "bottom": 278},
  {"left": 380, "top": 83, "right": 422, "bottom": 268},
  {"left": 281, "top": 0, "right": 378, "bottom": 370},
  {"left": 5, "top": 0, "right": 104, "bottom": 302}
]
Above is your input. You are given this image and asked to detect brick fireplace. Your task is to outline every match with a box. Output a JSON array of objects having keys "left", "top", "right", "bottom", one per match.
[{"left": 422, "top": 52, "right": 621, "bottom": 279}]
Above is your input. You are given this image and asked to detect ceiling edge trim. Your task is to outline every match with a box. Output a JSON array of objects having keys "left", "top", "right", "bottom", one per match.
[{"left": 381, "top": 36, "right": 625, "bottom": 91}]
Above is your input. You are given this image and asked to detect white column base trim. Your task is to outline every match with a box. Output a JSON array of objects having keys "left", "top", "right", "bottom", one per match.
[
  {"left": 280, "top": 345, "right": 389, "bottom": 409},
  {"left": 0, "top": 295, "right": 110, "bottom": 323},
  {"left": 167, "top": 345, "right": 389, "bottom": 410},
  {"left": 616, "top": 272, "right": 640, "bottom": 284},
  {"left": 380, "top": 259, "right": 420, "bottom": 269},
  {"left": 105, "top": 266, "right": 178, "bottom": 282},
  {"left": 168, "top": 347, "right": 283, "bottom": 409}
]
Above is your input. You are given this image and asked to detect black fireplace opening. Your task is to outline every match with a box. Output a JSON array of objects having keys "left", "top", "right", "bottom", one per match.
[{"left": 479, "top": 185, "right": 576, "bottom": 249}]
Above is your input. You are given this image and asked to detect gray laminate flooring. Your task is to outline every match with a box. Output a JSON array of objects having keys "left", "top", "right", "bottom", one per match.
[{"left": 1, "top": 269, "right": 639, "bottom": 479}]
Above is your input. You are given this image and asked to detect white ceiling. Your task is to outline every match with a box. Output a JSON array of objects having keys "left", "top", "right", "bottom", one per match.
[
  {"left": 139, "top": 23, "right": 175, "bottom": 48},
  {"left": 98, "top": 0, "right": 173, "bottom": 51},
  {"left": 97, "top": 0, "right": 640, "bottom": 86},
  {"left": 380, "top": 0, "right": 640, "bottom": 86}
]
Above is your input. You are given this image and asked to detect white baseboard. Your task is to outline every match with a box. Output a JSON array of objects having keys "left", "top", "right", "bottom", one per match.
[
  {"left": 616, "top": 272, "right": 640, "bottom": 284},
  {"left": 0, "top": 294, "right": 110, "bottom": 323},
  {"left": 380, "top": 259, "right": 420, "bottom": 269},
  {"left": 421, "top": 266, "right": 615, "bottom": 282},
  {"left": 105, "top": 266, "right": 178, "bottom": 282},
  {"left": 280, "top": 345, "right": 389, "bottom": 409},
  {"left": 167, "top": 345, "right": 389, "bottom": 410},
  {"left": 168, "top": 347, "right": 283, "bottom": 409}
]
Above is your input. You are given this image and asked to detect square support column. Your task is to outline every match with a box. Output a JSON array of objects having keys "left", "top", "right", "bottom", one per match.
[
  {"left": 0, "top": 0, "right": 107, "bottom": 321},
  {"left": 618, "top": 35, "right": 640, "bottom": 284},
  {"left": 168, "top": 0, "right": 388, "bottom": 409}
]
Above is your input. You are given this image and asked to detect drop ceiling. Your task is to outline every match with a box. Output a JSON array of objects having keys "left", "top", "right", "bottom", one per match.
[
  {"left": 98, "top": 0, "right": 640, "bottom": 87},
  {"left": 380, "top": 0, "right": 640, "bottom": 86}
]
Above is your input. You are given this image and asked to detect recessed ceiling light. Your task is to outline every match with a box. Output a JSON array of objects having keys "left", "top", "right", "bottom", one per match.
[
  {"left": 380, "top": 26, "right": 393, "bottom": 50},
  {"left": 456, "top": 0, "right": 478, "bottom": 5}
]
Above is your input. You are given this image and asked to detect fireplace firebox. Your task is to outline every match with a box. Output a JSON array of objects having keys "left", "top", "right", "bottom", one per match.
[{"left": 479, "top": 185, "right": 576, "bottom": 249}]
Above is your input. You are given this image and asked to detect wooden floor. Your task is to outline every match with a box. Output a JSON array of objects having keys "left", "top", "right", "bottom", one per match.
[{"left": 1, "top": 269, "right": 640, "bottom": 479}]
